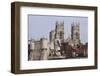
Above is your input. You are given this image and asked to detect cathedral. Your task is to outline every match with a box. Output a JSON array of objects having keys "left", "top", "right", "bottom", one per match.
[{"left": 28, "top": 21, "right": 87, "bottom": 60}]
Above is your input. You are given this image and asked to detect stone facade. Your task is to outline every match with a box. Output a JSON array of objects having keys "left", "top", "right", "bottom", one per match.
[
  {"left": 29, "top": 38, "right": 49, "bottom": 60},
  {"left": 50, "top": 30, "right": 55, "bottom": 42},
  {"left": 40, "top": 38, "right": 49, "bottom": 60},
  {"left": 28, "top": 21, "right": 88, "bottom": 60},
  {"left": 49, "top": 21, "right": 64, "bottom": 57},
  {"left": 55, "top": 21, "right": 64, "bottom": 43},
  {"left": 71, "top": 22, "right": 80, "bottom": 46}
]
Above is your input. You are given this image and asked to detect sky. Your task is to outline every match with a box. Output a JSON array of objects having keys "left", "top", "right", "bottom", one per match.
[{"left": 28, "top": 15, "right": 88, "bottom": 43}]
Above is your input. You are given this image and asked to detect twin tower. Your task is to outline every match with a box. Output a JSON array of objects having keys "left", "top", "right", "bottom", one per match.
[{"left": 50, "top": 21, "right": 80, "bottom": 46}]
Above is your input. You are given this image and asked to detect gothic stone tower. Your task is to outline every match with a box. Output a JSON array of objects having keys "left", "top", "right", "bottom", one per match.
[
  {"left": 55, "top": 21, "right": 64, "bottom": 43},
  {"left": 50, "top": 30, "right": 55, "bottom": 42},
  {"left": 71, "top": 22, "right": 80, "bottom": 46}
]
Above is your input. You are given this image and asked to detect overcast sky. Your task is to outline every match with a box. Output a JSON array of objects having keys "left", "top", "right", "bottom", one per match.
[{"left": 28, "top": 15, "right": 88, "bottom": 43}]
